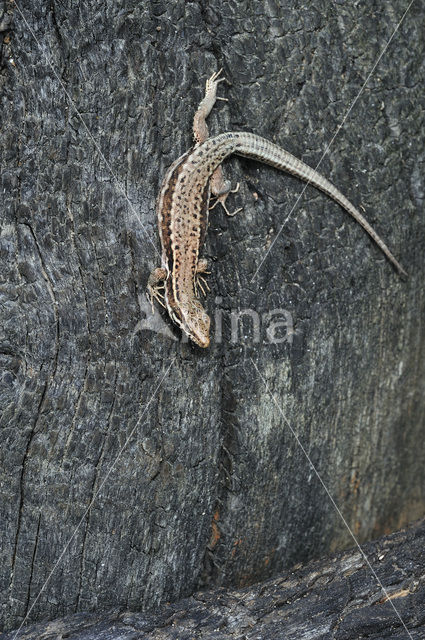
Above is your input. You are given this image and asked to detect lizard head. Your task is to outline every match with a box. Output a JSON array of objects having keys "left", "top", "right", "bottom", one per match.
[{"left": 180, "top": 298, "right": 211, "bottom": 348}]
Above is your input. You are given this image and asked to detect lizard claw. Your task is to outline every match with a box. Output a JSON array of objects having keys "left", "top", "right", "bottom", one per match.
[
  {"left": 207, "top": 68, "right": 225, "bottom": 84},
  {"left": 209, "top": 183, "right": 243, "bottom": 217},
  {"left": 223, "top": 203, "right": 243, "bottom": 217},
  {"left": 205, "top": 69, "right": 227, "bottom": 97},
  {"left": 195, "top": 273, "right": 211, "bottom": 298}
]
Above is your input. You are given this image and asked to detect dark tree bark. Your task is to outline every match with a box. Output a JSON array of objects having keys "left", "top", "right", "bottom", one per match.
[
  {"left": 3, "top": 519, "right": 425, "bottom": 639},
  {"left": 1, "top": 0, "right": 424, "bottom": 633}
]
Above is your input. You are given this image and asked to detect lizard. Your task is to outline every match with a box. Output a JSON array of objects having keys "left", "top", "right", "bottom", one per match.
[{"left": 147, "top": 70, "right": 406, "bottom": 348}]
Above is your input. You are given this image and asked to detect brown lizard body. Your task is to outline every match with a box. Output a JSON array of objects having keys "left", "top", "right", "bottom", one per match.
[{"left": 148, "top": 71, "right": 406, "bottom": 348}]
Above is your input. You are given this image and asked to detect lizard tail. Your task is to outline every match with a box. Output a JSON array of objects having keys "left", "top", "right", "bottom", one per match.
[{"left": 229, "top": 131, "right": 407, "bottom": 277}]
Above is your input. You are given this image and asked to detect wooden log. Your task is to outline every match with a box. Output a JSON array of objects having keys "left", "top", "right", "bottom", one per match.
[
  {"left": 1, "top": 0, "right": 424, "bottom": 633},
  {"left": 3, "top": 518, "right": 424, "bottom": 639}
]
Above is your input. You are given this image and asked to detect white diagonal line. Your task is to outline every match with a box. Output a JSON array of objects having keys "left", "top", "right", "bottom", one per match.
[
  {"left": 9, "top": 8, "right": 172, "bottom": 636},
  {"left": 251, "top": 0, "right": 414, "bottom": 282},
  {"left": 11, "top": 358, "right": 176, "bottom": 640},
  {"left": 250, "top": 357, "right": 414, "bottom": 639},
  {"left": 13, "top": 1, "right": 161, "bottom": 262}
]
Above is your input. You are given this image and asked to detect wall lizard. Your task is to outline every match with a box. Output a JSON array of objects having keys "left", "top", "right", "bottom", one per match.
[{"left": 148, "top": 71, "right": 406, "bottom": 348}]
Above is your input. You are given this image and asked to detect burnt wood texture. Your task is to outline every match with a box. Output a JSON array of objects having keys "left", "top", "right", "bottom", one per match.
[
  {"left": 3, "top": 519, "right": 425, "bottom": 639},
  {"left": 1, "top": 0, "right": 424, "bottom": 633}
]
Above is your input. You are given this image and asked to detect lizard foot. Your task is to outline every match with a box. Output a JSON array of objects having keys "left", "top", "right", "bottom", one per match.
[
  {"left": 195, "top": 259, "right": 211, "bottom": 297},
  {"left": 147, "top": 268, "right": 167, "bottom": 312},
  {"left": 205, "top": 68, "right": 226, "bottom": 93},
  {"left": 195, "top": 274, "right": 211, "bottom": 298},
  {"left": 209, "top": 183, "right": 243, "bottom": 217}
]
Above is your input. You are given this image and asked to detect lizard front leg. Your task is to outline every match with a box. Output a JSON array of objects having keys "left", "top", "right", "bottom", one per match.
[
  {"left": 194, "top": 258, "right": 211, "bottom": 298},
  {"left": 147, "top": 267, "right": 167, "bottom": 311},
  {"left": 193, "top": 70, "right": 242, "bottom": 217}
]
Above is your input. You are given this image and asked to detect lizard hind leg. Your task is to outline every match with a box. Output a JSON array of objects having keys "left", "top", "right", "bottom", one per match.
[
  {"left": 209, "top": 174, "right": 243, "bottom": 217},
  {"left": 193, "top": 69, "right": 242, "bottom": 217},
  {"left": 193, "top": 69, "right": 228, "bottom": 145}
]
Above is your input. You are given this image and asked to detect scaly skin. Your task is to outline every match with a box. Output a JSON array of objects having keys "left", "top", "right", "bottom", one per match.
[{"left": 148, "top": 72, "right": 406, "bottom": 348}]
